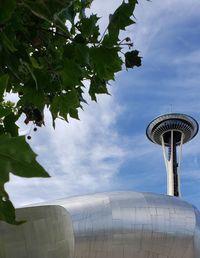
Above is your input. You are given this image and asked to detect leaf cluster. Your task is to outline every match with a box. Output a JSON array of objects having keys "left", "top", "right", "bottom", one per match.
[{"left": 0, "top": 0, "right": 142, "bottom": 224}]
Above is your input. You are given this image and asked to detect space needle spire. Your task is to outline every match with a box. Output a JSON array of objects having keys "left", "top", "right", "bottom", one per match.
[{"left": 146, "top": 113, "right": 198, "bottom": 197}]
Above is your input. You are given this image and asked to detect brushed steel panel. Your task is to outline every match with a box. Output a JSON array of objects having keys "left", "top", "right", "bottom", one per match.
[
  {"left": 53, "top": 192, "right": 199, "bottom": 258},
  {"left": 0, "top": 205, "right": 74, "bottom": 258}
]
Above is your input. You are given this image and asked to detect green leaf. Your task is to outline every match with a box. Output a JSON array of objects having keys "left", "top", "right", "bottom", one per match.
[
  {"left": 75, "top": 44, "right": 90, "bottom": 66},
  {"left": 125, "top": 50, "right": 142, "bottom": 68},
  {"left": 0, "top": 134, "right": 49, "bottom": 224},
  {"left": 90, "top": 46, "right": 122, "bottom": 80},
  {"left": 0, "top": 33, "right": 17, "bottom": 52},
  {"left": 0, "top": 184, "right": 24, "bottom": 225},
  {"left": 22, "top": 0, "right": 71, "bottom": 34},
  {"left": 0, "top": 74, "right": 9, "bottom": 101},
  {"left": 0, "top": 0, "right": 16, "bottom": 23},
  {"left": 69, "top": 108, "right": 79, "bottom": 120},
  {"left": 73, "top": 34, "right": 87, "bottom": 44},
  {"left": 89, "top": 76, "right": 110, "bottom": 101},
  {"left": 78, "top": 15, "right": 100, "bottom": 42},
  {"left": 109, "top": 0, "right": 137, "bottom": 30},
  {"left": 0, "top": 134, "right": 49, "bottom": 180},
  {"left": 0, "top": 125, "right": 4, "bottom": 135},
  {"left": 0, "top": 195, "right": 24, "bottom": 225},
  {"left": 0, "top": 106, "right": 11, "bottom": 118},
  {"left": 17, "top": 87, "right": 46, "bottom": 111},
  {"left": 61, "top": 59, "right": 83, "bottom": 88},
  {"left": 4, "top": 113, "right": 19, "bottom": 137},
  {"left": 103, "top": 0, "right": 137, "bottom": 45},
  {"left": 22, "top": 1, "right": 51, "bottom": 21},
  {"left": 50, "top": 90, "right": 80, "bottom": 121},
  {"left": 63, "top": 43, "right": 90, "bottom": 67},
  {"left": 19, "top": 60, "right": 38, "bottom": 90},
  {"left": 0, "top": 101, "right": 15, "bottom": 119},
  {"left": 29, "top": 56, "right": 43, "bottom": 69},
  {"left": 63, "top": 2, "right": 76, "bottom": 25}
]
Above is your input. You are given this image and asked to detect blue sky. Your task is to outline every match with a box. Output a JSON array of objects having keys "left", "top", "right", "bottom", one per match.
[{"left": 5, "top": 0, "right": 200, "bottom": 208}]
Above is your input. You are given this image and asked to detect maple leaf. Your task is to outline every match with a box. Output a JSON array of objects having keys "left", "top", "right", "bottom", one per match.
[{"left": 0, "top": 134, "right": 49, "bottom": 224}]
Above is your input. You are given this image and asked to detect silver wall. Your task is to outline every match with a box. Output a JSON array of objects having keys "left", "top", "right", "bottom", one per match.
[
  {"left": 0, "top": 205, "right": 74, "bottom": 258},
  {"left": 53, "top": 192, "right": 200, "bottom": 258},
  {"left": 0, "top": 192, "right": 200, "bottom": 258}
]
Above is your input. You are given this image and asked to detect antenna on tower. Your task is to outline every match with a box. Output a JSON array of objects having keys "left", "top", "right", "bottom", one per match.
[{"left": 146, "top": 113, "right": 198, "bottom": 197}]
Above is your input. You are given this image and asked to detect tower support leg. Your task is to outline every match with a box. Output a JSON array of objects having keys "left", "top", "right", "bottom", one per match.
[{"left": 161, "top": 131, "right": 183, "bottom": 197}]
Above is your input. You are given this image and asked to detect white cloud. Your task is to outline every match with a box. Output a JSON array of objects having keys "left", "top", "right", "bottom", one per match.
[
  {"left": 6, "top": 91, "right": 128, "bottom": 207},
  {"left": 132, "top": 0, "right": 200, "bottom": 54},
  {"left": 173, "top": 50, "right": 200, "bottom": 65}
]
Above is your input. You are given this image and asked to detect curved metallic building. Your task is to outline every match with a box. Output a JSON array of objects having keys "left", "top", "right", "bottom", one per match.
[{"left": 0, "top": 191, "right": 200, "bottom": 258}]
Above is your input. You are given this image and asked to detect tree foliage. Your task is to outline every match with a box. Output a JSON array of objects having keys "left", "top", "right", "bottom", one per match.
[{"left": 0, "top": 0, "right": 141, "bottom": 224}]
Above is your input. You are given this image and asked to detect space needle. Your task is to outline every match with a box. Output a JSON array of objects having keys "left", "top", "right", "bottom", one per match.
[{"left": 146, "top": 113, "right": 199, "bottom": 197}]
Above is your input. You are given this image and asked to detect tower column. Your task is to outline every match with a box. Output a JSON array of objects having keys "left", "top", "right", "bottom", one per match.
[
  {"left": 162, "top": 131, "right": 179, "bottom": 196},
  {"left": 161, "top": 132, "right": 177, "bottom": 196}
]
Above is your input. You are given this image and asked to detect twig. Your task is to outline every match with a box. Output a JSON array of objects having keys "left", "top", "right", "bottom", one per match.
[
  {"left": 39, "top": 27, "right": 69, "bottom": 39},
  {"left": 97, "top": 26, "right": 108, "bottom": 46}
]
